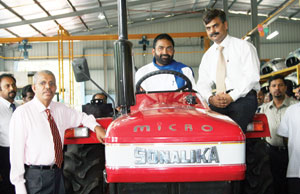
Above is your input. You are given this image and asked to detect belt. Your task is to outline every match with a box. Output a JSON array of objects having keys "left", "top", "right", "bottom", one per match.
[
  {"left": 267, "top": 143, "right": 287, "bottom": 151},
  {"left": 225, "top": 89, "right": 256, "bottom": 95},
  {"left": 25, "top": 164, "right": 58, "bottom": 170},
  {"left": 226, "top": 89, "right": 233, "bottom": 94}
]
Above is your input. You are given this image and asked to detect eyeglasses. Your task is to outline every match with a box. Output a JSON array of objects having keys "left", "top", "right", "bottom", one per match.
[{"left": 91, "top": 99, "right": 104, "bottom": 104}]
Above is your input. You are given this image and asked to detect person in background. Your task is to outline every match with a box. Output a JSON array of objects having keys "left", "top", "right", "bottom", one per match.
[
  {"left": 21, "top": 84, "right": 34, "bottom": 104},
  {"left": 9, "top": 70, "right": 106, "bottom": 194},
  {"left": 260, "top": 75, "right": 298, "bottom": 194},
  {"left": 135, "top": 33, "right": 196, "bottom": 91},
  {"left": 0, "top": 73, "right": 17, "bottom": 194},
  {"left": 264, "top": 92, "right": 272, "bottom": 103},
  {"left": 256, "top": 89, "right": 266, "bottom": 113},
  {"left": 197, "top": 9, "right": 260, "bottom": 132},
  {"left": 293, "top": 85, "right": 300, "bottom": 100},
  {"left": 92, "top": 93, "right": 107, "bottom": 104},
  {"left": 277, "top": 102, "right": 300, "bottom": 194},
  {"left": 285, "top": 79, "right": 295, "bottom": 99},
  {"left": 257, "top": 89, "right": 265, "bottom": 107},
  {"left": 82, "top": 92, "right": 114, "bottom": 118}
]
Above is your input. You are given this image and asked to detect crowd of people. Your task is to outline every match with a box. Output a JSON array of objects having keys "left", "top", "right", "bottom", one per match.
[
  {"left": 258, "top": 75, "right": 299, "bottom": 194},
  {"left": 0, "top": 8, "right": 299, "bottom": 194}
]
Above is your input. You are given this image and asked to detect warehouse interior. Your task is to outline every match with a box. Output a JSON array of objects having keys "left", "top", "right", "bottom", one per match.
[
  {"left": 0, "top": 0, "right": 299, "bottom": 108},
  {"left": 1, "top": 1, "right": 300, "bottom": 194}
]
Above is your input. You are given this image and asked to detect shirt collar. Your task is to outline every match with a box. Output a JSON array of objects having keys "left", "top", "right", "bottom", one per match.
[
  {"left": 32, "top": 96, "right": 53, "bottom": 113},
  {"left": 213, "top": 34, "right": 230, "bottom": 50},
  {"left": 0, "top": 96, "right": 14, "bottom": 108},
  {"left": 269, "top": 96, "right": 291, "bottom": 109}
]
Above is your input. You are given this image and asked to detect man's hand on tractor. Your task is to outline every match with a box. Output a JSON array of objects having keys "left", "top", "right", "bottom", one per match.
[{"left": 95, "top": 126, "right": 106, "bottom": 144}]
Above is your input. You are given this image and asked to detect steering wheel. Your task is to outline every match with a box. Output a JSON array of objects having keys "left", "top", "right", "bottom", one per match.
[{"left": 136, "top": 70, "right": 193, "bottom": 94}]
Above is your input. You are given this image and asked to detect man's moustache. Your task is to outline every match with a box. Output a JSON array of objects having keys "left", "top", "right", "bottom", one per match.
[
  {"left": 160, "top": 54, "right": 171, "bottom": 58},
  {"left": 9, "top": 91, "right": 16, "bottom": 95},
  {"left": 210, "top": 32, "right": 219, "bottom": 37}
]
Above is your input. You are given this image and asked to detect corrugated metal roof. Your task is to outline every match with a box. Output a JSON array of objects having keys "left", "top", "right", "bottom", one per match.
[{"left": 0, "top": 0, "right": 298, "bottom": 38}]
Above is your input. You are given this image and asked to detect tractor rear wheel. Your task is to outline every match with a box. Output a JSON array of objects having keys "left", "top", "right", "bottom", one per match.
[
  {"left": 63, "top": 144, "right": 105, "bottom": 194},
  {"left": 242, "top": 138, "right": 274, "bottom": 194}
]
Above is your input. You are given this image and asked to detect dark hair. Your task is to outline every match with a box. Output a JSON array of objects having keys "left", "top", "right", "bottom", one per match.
[
  {"left": 22, "top": 84, "right": 34, "bottom": 98},
  {"left": 0, "top": 73, "right": 16, "bottom": 84},
  {"left": 203, "top": 9, "right": 227, "bottom": 25},
  {"left": 285, "top": 79, "right": 295, "bottom": 97},
  {"left": 153, "top": 33, "right": 175, "bottom": 49},
  {"left": 0, "top": 73, "right": 16, "bottom": 91},
  {"left": 268, "top": 75, "right": 286, "bottom": 86},
  {"left": 92, "top": 93, "right": 107, "bottom": 100},
  {"left": 260, "top": 86, "right": 269, "bottom": 94}
]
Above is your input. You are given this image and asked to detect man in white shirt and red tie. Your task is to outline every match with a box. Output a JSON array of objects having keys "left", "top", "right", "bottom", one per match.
[
  {"left": 197, "top": 9, "right": 260, "bottom": 132},
  {"left": 9, "top": 70, "right": 106, "bottom": 194},
  {"left": 0, "top": 73, "right": 18, "bottom": 194}
]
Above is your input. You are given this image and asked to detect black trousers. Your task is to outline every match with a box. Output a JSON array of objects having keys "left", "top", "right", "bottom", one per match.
[
  {"left": 267, "top": 144, "right": 288, "bottom": 194},
  {"left": 209, "top": 90, "right": 258, "bottom": 132},
  {"left": 0, "top": 146, "right": 15, "bottom": 194},
  {"left": 25, "top": 166, "right": 65, "bottom": 194},
  {"left": 288, "top": 178, "right": 300, "bottom": 194}
]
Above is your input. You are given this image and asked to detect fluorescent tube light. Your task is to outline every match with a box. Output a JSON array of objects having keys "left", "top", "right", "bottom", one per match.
[
  {"left": 266, "top": 31, "right": 279, "bottom": 40},
  {"left": 98, "top": 12, "right": 106, "bottom": 20}
]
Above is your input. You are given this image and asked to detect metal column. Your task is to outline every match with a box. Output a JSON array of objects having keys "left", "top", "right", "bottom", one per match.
[{"left": 251, "top": 0, "right": 260, "bottom": 58}]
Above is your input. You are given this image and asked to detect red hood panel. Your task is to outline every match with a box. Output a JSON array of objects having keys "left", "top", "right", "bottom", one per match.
[{"left": 106, "top": 107, "right": 244, "bottom": 144}]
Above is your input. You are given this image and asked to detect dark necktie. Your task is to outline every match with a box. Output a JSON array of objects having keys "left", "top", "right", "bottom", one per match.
[
  {"left": 10, "top": 103, "right": 16, "bottom": 112},
  {"left": 45, "top": 109, "right": 63, "bottom": 168}
]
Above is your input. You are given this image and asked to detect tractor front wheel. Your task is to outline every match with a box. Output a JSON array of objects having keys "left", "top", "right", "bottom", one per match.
[
  {"left": 242, "top": 139, "right": 274, "bottom": 194},
  {"left": 63, "top": 144, "right": 105, "bottom": 194}
]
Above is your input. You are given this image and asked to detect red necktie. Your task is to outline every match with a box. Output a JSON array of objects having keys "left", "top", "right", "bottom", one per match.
[{"left": 45, "top": 109, "right": 63, "bottom": 168}]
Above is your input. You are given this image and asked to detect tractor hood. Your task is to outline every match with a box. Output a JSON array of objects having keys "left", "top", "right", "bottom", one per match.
[
  {"left": 106, "top": 92, "right": 245, "bottom": 144},
  {"left": 105, "top": 92, "right": 246, "bottom": 183}
]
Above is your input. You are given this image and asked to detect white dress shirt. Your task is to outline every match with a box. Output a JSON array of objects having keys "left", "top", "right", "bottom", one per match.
[
  {"left": 9, "top": 97, "right": 100, "bottom": 194},
  {"left": 0, "top": 97, "right": 19, "bottom": 147},
  {"left": 197, "top": 35, "right": 260, "bottom": 102},
  {"left": 135, "top": 61, "right": 196, "bottom": 91},
  {"left": 277, "top": 102, "right": 300, "bottom": 178}
]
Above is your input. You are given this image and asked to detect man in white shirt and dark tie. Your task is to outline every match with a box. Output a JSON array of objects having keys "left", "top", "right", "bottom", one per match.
[
  {"left": 197, "top": 9, "right": 260, "bottom": 132},
  {"left": 9, "top": 70, "right": 106, "bottom": 194},
  {"left": 0, "top": 73, "right": 18, "bottom": 194}
]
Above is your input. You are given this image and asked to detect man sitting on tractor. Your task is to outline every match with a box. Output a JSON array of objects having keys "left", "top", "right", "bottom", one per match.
[{"left": 135, "top": 33, "right": 196, "bottom": 92}]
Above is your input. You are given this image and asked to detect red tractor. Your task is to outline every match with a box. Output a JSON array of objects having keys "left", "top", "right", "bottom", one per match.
[{"left": 64, "top": 0, "right": 273, "bottom": 194}]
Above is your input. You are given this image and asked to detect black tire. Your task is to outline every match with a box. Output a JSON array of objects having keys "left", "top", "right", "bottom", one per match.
[
  {"left": 63, "top": 144, "right": 105, "bottom": 194},
  {"left": 242, "top": 138, "right": 274, "bottom": 194}
]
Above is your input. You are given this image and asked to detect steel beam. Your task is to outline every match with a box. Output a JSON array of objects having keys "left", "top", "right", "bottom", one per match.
[
  {"left": 228, "top": 0, "right": 237, "bottom": 10},
  {"left": 0, "top": 0, "right": 163, "bottom": 29},
  {"left": 250, "top": 0, "right": 260, "bottom": 58},
  {"left": 0, "top": 32, "right": 207, "bottom": 43},
  {"left": 268, "top": 0, "right": 289, "bottom": 16},
  {"left": 242, "top": 0, "right": 297, "bottom": 39}
]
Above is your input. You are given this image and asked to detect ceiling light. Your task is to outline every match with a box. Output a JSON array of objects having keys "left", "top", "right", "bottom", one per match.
[
  {"left": 266, "top": 30, "right": 279, "bottom": 40},
  {"left": 98, "top": 12, "right": 106, "bottom": 20},
  {"left": 164, "top": 14, "right": 173, "bottom": 18},
  {"left": 146, "top": 17, "right": 155, "bottom": 21}
]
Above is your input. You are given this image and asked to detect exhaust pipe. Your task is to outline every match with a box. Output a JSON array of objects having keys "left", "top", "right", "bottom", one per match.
[{"left": 114, "top": 0, "right": 136, "bottom": 114}]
